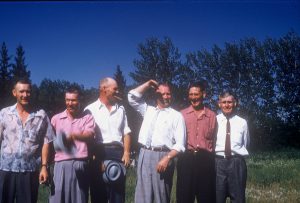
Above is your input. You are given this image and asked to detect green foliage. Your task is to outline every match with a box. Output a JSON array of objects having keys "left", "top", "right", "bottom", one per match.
[
  {"left": 246, "top": 149, "right": 300, "bottom": 202},
  {"left": 0, "top": 42, "right": 13, "bottom": 108},
  {"left": 130, "top": 37, "right": 182, "bottom": 84},
  {"left": 37, "top": 79, "right": 83, "bottom": 117},
  {"left": 114, "top": 65, "right": 127, "bottom": 98},
  {"left": 11, "top": 45, "right": 31, "bottom": 82},
  {"left": 38, "top": 149, "right": 300, "bottom": 202}
]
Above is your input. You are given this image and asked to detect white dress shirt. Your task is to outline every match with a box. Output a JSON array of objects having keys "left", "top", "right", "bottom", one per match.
[
  {"left": 128, "top": 90, "right": 186, "bottom": 152},
  {"left": 85, "top": 99, "right": 131, "bottom": 145},
  {"left": 215, "top": 113, "right": 250, "bottom": 156}
]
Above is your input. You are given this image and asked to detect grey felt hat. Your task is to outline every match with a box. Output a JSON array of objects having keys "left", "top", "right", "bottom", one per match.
[
  {"left": 103, "top": 160, "right": 126, "bottom": 184},
  {"left": 53, "top": 131, "right": 76, "bottom": 155}
]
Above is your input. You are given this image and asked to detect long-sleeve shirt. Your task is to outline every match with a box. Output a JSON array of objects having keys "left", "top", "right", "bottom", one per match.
[
  {"left": 215, "top": 113, "right": 250, "bottom": 156},
  {"left": 128, "top": 90, "right": 186, "bottom": 152},
  {"left": 181, "top": 106, "right": 217, "bottom": 152}
]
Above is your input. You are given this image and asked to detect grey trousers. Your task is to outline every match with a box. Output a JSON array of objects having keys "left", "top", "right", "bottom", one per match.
[
  {"left": 134, "top": 148, "right": 174, "bottom": 203},
  {"left": 215, "top": 156, "right": 247, "bottom": 203},
  {"left": 49, "top": 159, "right": 89, "bottom": 203}
]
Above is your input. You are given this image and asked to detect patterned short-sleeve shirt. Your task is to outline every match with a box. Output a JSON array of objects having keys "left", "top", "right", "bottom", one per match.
[{"left": 0, "top": 104, "right": 54, "bottom": 172}]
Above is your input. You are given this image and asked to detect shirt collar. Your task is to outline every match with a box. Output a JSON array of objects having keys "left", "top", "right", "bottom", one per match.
[
  {"left": 220, "top": 113, "right": 236, "bottom": 121},
  {"left": 58, "top": 110, "right": 68, "bottom": 119},
  {"left": 186, "top": 105, "right": 211, "bottom": 117},
  {"left": 97, "top": 99, "right": 119, "bottom": 111},
  {"left": 8, "top": 103, "right": 44, "bottom": 118}
]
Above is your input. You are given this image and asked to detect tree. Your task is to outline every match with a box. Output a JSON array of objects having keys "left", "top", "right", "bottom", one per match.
[
  {"left": 0, "top": 42, "right": 12, "bottom": 107},
  {"left": 114, "top": 65, "right": 126, "bottom": 98},
  {"left": 11, "top": 45, "right": 30, "bottom": 82},
  {"left": 130, "top": 37, "right": 182, "bottom": 84}
]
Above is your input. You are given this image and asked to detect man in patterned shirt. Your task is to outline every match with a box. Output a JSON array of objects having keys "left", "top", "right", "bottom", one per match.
[{"left": 0, "top": 78, "right": 54, "bottom": 203}]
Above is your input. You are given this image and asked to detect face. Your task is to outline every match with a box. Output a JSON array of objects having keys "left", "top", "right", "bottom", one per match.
[
  {"left": 13, "top": 83, "right": 31, "bottom": 106},
  {"left": 188, "top": 87, "right": 205, "bottom": 109},
  {"left": 218, "top": 95, "right": 236, "bottom": 116},
  {"left": 65, "top": 92, "right": 80, "bottom": 116},
  {"left": 156, "top": 85, "right": 172, "bottom": 108},
  {"left": 105, "top": 80, "right": 120, "bottom": 104}
]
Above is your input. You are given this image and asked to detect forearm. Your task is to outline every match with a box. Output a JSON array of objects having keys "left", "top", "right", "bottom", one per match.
[
  {"left": 71, "top": 131, "right": 94, "bottom": 142},
  {"left": 41, "top": 143, "right": 50, "bottom": 166},
  {"left": 133, "top": 79, "right": 158, "bottom": 95},
  {"left": 123, "top": 134, "right": 131, "bottom": 154}
]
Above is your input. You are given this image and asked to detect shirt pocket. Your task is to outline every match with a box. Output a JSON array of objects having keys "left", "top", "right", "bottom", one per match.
[{"left": 28, "top": 130, "right": 39, "bottom": 143}]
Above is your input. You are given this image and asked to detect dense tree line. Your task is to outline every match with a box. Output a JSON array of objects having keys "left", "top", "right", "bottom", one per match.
[{"left": 1, "top": 31, "right": 299, "bottom": 150}]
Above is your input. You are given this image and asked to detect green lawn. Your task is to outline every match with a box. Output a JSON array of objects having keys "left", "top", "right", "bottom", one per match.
[{"left": 38, "top": 148, "right": 300, "bottom": 203}]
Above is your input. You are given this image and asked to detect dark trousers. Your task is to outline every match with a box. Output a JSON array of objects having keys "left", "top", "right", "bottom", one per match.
[
  {"left": 0, "top": 170, "right": 39, "bottom": 203},
  {"left": 215, "top": 156, "right": 247, "bottom": 203},
  {"left": 89, "top": 145, "right": 125, "bottom": 203},
  {"left": 176, "top": 149, "right": 216, "bottom": 203}
]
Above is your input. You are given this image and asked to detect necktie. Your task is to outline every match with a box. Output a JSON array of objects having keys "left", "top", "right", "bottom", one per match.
[{"left": 225, "top": 118, "right": 231, "bottom": 158}]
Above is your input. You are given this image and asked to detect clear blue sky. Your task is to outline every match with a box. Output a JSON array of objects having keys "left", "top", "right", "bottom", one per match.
[{"left": 1, "top": 1, "right": 299, "bottom": 88}]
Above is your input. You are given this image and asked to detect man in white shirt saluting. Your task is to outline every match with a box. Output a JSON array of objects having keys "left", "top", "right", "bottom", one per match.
[
  {"left": 215, "top": 91, "right": 250, "bottom": 203},
  {"left": 128, "top": 79, "right": 186, "bottom": 203}
]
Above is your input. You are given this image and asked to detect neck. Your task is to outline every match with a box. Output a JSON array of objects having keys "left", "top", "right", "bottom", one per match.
[
  {"left": 99, "top": 96, "right": 113, "bottom": 110},
  {"left": 16, "top": 103, "right": 30, "bottom": 114},
  {"left": 193, "top": 104, "right": 204, "bottom": 111}
]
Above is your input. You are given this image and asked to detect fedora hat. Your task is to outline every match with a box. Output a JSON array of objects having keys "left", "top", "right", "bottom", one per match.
[{"left": 103, "top": 160, "right": 126, "bottom": 184}]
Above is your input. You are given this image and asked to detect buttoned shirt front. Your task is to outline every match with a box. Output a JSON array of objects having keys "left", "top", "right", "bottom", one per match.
[
  {"left": 128, "top": 90, "right": 186, "bottom": 152},
  {"left": 215, "top": 113, "right": 250, "bottom": 156},
  {"left": 0, "top": 104, "right": 54, "bottom": 172},
  {"left": 51, "top": 110, "right": 96, "bottom": 162},
  {"left": 85, "top": 99, "right": 131, "bottom": 145},
  {"left": 181, "top": 106, "right": 217, "bottom": 152}
]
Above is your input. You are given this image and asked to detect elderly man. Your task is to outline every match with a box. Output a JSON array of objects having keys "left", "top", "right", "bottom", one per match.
[
  {"left": 49, "top": 86, "right": 95, "bottom": 203},
  {"left": 215, "top": 91, "right": 250, "bottom": 203},
  {"left": 0, "top": 78, "right": 54, "bottom": 203},
  {"left": 177, "top": 81, "right": 217, "bottom": 203},
  {"left": 128, "top": 79, "right": 186, "bottom": 203},
  {"left": 85, "top": 77, "right": 131, "bottom": 203}
]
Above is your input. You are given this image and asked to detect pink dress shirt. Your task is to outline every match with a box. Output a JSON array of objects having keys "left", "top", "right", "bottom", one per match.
[
  {"left": 181, "top": 106, "right": 217, "bottom": 152},
  {"left": 51, "top": 110, "right": 95, "bottom": 161}
]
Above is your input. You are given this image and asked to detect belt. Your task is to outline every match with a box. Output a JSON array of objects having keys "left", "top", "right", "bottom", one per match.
[
  {"left": 215, "top": 154, "right": 244, "bottom": 159},
  {"left": 103, "top": 143, "right": 123, "bottom": 148},
  {"left": 142, "top": 145, "right": 170, "bottom": 152}
]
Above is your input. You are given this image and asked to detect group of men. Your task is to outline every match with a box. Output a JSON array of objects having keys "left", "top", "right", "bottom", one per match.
[{"left": 0, "top": 77, "right": 249, "bottom": 203}]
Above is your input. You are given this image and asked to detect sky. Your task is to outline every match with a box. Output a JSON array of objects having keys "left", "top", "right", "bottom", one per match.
[{"left": 0, "top": 1, "right": 299, "bottom": 89}]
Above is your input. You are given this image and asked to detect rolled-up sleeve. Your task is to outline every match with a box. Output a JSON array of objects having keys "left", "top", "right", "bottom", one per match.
[{"left": 44, "top": 115, "right": 55, "bottom": 144}]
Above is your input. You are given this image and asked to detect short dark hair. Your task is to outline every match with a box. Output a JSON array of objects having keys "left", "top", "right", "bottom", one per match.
[
  {"left": 13, "top": 78, "right": 31, "bottom": 88},
  {"left": 219, "top": 90, "right": 237, "bottom": 102},
  {"left": 188, "top": 80, "right": 207, "bottom": 91},
  {"left": 66, "top": 85, "right": 82, "bottom": 97},
  {"left": 158, "top": 82, "right": 172, "bottom": 92}
]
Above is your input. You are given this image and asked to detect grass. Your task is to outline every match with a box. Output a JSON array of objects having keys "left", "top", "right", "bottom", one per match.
[{"left": 38, "top": 148, "right": 300, "bottom": 203}]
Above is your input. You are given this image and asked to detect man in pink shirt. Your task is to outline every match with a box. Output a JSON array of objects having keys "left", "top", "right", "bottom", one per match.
[
  {"left": 177, "top": 81, "right": 217, "bottom": 203},
  {"left": 49, "top": 86, "right": 96, "bottom": 203}
]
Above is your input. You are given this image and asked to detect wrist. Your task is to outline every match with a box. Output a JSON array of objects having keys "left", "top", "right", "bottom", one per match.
[
  {"left": 166, "top": 154, "right": 172, "bottom": 160},
  {"left": 41, "top": 164, "right": 48, "bottom": 169}
]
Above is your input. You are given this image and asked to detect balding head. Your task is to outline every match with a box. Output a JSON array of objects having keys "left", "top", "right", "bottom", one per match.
[{"left": 99, "top": 77, "right": 120, "bottom": 105}]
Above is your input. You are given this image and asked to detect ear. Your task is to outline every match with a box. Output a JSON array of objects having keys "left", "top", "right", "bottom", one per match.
[
  {"left": 218, "top": 101, "right": 221, "bottom": 108},
  {"left": 203, "top": 91, "right": 206, "bottom": 98},
  {"left": 12, "top": 89, "right": 17, "bottom": 97}
]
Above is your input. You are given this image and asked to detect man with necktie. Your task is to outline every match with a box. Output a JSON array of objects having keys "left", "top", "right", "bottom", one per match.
[{"left": 215, "top": 91, "right": 250, "bottom": 203}]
